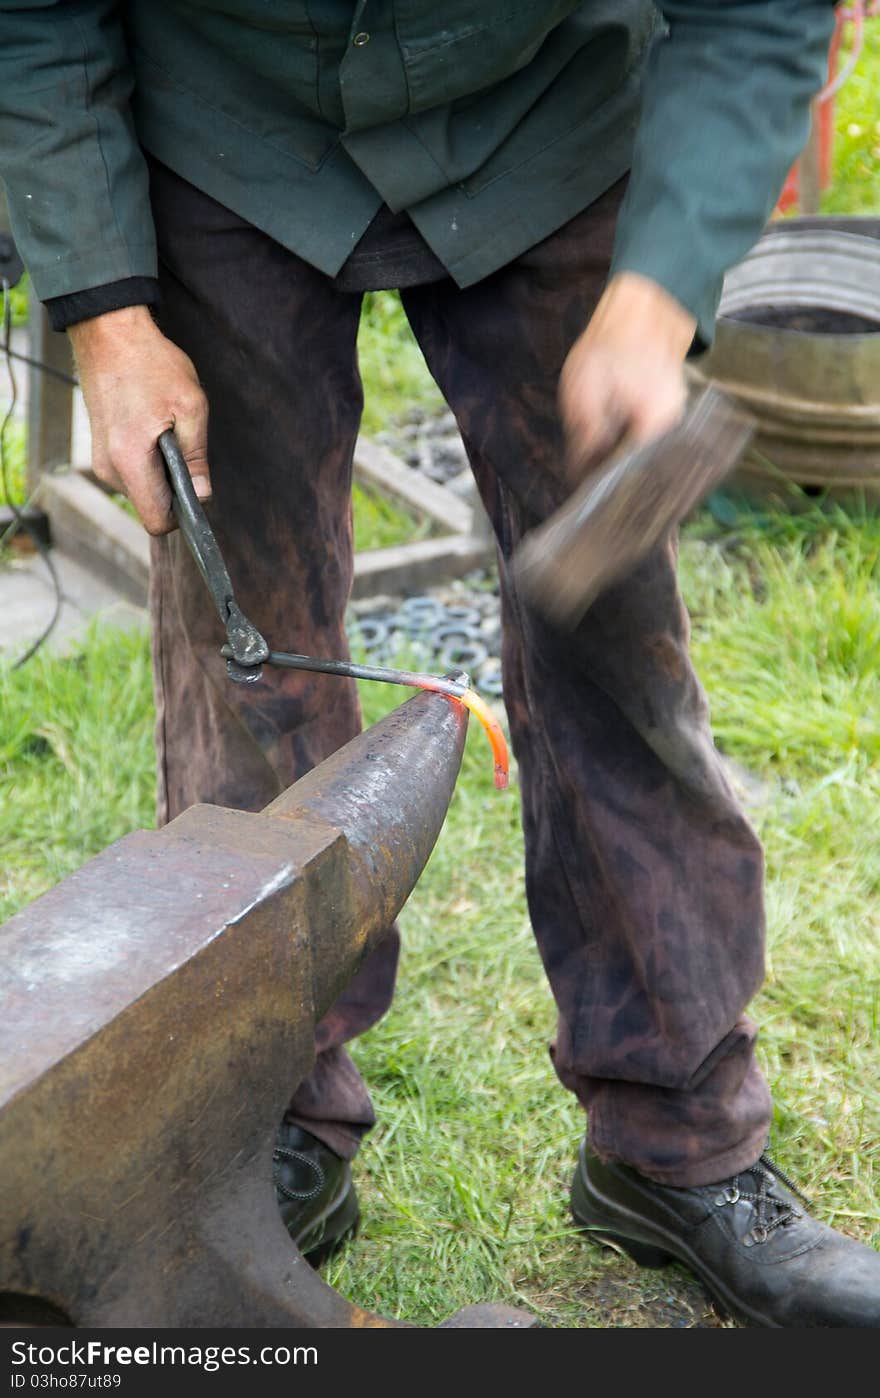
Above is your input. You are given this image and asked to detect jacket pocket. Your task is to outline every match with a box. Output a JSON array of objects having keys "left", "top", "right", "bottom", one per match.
[{"left": 397, "top": 0, "right": 579, "bottom": 113}]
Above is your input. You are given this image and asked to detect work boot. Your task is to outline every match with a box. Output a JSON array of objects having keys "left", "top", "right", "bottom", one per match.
[
  {"left": 274, "top": 1119, "right": 360, "bottom": 1264},
  {"left": 571, "top": 1138, "right": 880, "bottom": 1327}
]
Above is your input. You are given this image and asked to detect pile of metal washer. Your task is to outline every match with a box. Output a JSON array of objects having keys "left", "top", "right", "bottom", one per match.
[{"left": 348, "top": 579, "right": 504, "bottom": 696}]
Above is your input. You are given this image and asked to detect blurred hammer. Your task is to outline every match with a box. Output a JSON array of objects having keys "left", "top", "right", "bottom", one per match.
[{"left": 513, "top": 385, "right": 754, "bottom": 628}]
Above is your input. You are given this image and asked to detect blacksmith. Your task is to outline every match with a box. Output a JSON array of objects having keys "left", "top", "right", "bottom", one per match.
[{"left": 2, "top": 0, "right": 877, "bottom": 1326}]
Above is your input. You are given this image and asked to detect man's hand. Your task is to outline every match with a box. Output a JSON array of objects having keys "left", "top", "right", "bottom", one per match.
[
  {"left": 559, "top": 271, "right": 697, "bottom": 475},
  {"left": 69, "top": 306, "right": 210, "bottom": 536}
]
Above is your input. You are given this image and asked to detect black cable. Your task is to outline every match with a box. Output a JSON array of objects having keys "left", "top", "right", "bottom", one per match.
[
  {"left": 4, "top": 344, "right": 78, "bottom": 386},
  {"left": 1, "top": 278, "right": 64, "bottom": 668}
]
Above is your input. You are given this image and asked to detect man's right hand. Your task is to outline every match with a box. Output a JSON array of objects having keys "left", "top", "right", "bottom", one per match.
[{"left": 69, "top": 305, "right": 210, "bottom": 536}]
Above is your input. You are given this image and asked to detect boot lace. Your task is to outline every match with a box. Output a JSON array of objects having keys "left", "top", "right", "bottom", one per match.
[{"left": 714, "top": 1152, "right": 811, "bottom": 1246}]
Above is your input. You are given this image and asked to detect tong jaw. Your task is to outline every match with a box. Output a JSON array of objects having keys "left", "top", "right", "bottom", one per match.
[{"left": 224, "top": 600, "right": 269, "bottom": 682}]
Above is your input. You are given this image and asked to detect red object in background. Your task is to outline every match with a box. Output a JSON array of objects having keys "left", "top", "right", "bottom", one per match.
[{"left": 777, "top": 11, "right": 844, "bottom": 212}]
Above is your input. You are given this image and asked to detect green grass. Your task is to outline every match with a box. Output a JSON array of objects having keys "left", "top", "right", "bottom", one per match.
[
  {"left": 2, "top": 35, "right": 879, "bottom": 1327},
  {"left": 0, "top": 277, "right": 29, "bottom": 511},
  {"left": 0, "top": 627, "right": 155, "bottom": 922},
  {"left": 679, "top": 503, "right": 880, "bottom": 1234},
  {"left": 324, "top": 505, "right": 880, "bottom": 1326},
  {"left": 823, "top": 20, "right": 880, "bottom": 214},
  {"left": 352, "top": 478, "right": 434, "bottom": 552},
  {"left": 1, "top": 500, "right": 877, "bottom": 1327},
  {"left": 2, "top": 273, "right": 29, "bottom": 329},
  {"left": 357, "top": 291, "right": 443, "bottom": 435},
  {"left": 0, "top": 417, "right": 25, "bottom": 509}
]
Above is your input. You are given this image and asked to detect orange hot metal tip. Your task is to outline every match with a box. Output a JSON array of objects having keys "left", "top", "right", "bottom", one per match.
[
  {"left": 405, "top": 674, "right": 510, "bottom": 789},
  {"left": 461, "top": 686, "right": 510, "bottom": 790}
]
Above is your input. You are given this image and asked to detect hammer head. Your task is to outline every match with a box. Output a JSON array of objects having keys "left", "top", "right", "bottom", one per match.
[{"left": 513, "top": 385, "right": 754, "bottom": 628}]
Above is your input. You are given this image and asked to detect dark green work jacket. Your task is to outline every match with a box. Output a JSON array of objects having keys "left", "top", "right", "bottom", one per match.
[{"left": 0, "top": 2, "right": 835, "bottom": 341}]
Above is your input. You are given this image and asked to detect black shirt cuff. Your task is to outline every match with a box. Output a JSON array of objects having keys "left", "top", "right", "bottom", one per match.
[{"left": 45, "top": 277, "right": 160, "bottom": 332}]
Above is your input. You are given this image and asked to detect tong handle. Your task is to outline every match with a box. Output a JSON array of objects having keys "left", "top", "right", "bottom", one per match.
[
  {"left": 158, "top": 429, "right": 235, "bottom": 626},
  {"left": 157, "top": 429, "right": 269, "bottom": 677}
]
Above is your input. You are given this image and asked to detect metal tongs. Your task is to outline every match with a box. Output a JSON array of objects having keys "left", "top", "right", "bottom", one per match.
[
  {"left": 156, "top": 429, "right": 512, "bottom": 787},
  {"left": 159, "top": 429, "right": 269, "bottom": 683}
]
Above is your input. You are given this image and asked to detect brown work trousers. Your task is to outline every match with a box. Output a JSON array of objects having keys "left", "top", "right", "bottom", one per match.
[{"left": 149, "top": 161, "right": 772, "bottom": 1188}]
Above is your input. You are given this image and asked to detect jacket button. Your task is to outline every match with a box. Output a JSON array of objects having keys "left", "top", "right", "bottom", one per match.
[{"left": 353, "top": 31, "right": 370, "bottom": 46}]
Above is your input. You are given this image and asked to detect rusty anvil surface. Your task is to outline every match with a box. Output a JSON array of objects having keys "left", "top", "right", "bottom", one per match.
[{"left": 0, "top": 690, "right": 533, "bottom": 1330}]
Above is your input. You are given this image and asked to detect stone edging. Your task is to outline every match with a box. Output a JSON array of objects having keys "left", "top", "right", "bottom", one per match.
[{"left": 36, "top": 437, "right": 494, "bottom": 607}]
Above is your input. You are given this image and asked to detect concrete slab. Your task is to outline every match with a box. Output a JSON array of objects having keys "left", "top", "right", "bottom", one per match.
[
  {"left": 0, "top": 546, "right": 145, "bottom": 659},
  {"left": 353, "top": 434, "right": 473, "bottom": 535},
  {"left": 38, "top": 471, "right": 149, "bottom": 604},
  {"left": 352, "top": 533, "right": 493, "bottom": 598}
]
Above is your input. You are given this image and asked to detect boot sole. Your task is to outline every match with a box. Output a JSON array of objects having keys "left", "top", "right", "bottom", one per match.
[
  {"left": 292, "top": 1168, "right": 361, "bottom": 1268},
  {"left": 570, "top": 1144, "right": 780, "bottom": 1328}
]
